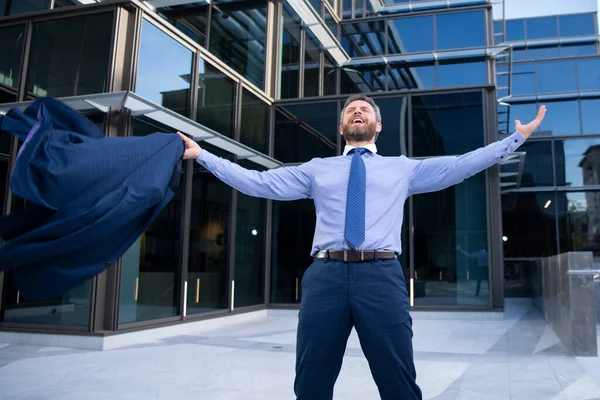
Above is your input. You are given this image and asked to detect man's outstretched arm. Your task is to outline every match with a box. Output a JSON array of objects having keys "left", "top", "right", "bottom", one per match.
[
  {"left": 407, "top": 106, "right": 546, "bottom": 196},
  {"left": 177, "top": 132, "right": 312, "bottom": 201}
]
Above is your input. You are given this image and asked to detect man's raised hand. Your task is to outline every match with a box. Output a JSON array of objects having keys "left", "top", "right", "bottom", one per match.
[
  {"left": 177, "top": 131, "right": 202, "bottom": 160},
  {"left": 516, "top": 105, "right": 547, "bottom": 140}
]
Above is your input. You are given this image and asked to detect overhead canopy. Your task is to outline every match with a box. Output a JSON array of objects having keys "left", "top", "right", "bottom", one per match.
[{"left": 0, "top": 91, "right": 282, "bottom": 169}]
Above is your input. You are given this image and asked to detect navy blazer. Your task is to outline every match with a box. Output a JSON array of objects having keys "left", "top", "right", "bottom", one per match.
[{"left": 0, "top": 97, "right": 184, "bottom": 300}]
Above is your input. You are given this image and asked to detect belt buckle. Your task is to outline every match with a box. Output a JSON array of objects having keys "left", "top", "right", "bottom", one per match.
[{"left": 343, "top": 250, "right": 364, "bottom": 262}]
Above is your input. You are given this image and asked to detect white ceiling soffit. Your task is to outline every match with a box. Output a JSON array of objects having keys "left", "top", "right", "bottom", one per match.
[
  {"left": 0, "top": 91, "right": 282, "bottom": 169},
  {"left": 144, "top": 0, "right": 210, "bottom": 8}
]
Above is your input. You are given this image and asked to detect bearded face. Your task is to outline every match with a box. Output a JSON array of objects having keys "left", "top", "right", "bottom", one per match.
[{"left": 340, "top": 100, "right": 380, "bottom": 143}]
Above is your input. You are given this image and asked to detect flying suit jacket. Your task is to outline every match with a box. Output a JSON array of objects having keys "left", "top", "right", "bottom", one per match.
[{"left": 0, "top": 97, "right": 184, "bottom": 300}]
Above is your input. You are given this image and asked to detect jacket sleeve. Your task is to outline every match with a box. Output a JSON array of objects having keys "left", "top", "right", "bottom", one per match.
[
  {"left": 196, "top": 150, "right": 312, "bottom": 200},
  {"left": 405, "top": 131, "right": 525, "bottom": 196}
]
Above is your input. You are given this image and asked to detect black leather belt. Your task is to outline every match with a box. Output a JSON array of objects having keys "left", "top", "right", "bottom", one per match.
[{"left": 314, "top": 250, "right": 397, "bottom": 262}]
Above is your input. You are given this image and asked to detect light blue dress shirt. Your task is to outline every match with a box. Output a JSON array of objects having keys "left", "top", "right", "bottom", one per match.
[{"left": 196, "top": 131, "right": 526, "bottom": 256}]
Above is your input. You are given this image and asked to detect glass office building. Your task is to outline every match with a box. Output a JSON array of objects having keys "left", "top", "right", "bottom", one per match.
[{"left": 0, "top": 0, "right": 598, "bottom": 336}]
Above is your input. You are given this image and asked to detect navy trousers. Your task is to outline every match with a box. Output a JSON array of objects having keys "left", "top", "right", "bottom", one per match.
[{"left": 294, "top": 258, "right": 422, "bottom": 400}]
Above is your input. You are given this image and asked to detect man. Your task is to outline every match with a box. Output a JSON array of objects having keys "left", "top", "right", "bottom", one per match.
[{"left": 177, "top": 94, "right": 546, "bottom": 400}]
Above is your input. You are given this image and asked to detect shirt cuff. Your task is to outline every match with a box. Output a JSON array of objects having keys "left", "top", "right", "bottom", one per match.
[{"left": 506, "top": 131, "right": 526, "bottom": 152}]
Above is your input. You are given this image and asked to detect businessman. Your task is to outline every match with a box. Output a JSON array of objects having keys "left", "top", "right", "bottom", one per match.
[{"left": 178, "top": 94, "right": 546, "bottom": 400}]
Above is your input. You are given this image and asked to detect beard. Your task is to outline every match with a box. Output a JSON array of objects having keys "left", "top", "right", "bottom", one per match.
[{"left": 342, "top": 121, "right": 377, "bottom": 143}]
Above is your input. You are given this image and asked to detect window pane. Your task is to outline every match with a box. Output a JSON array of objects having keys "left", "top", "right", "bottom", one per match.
[
  {"left": 372, "top": 96, "right": 408, "bottom": 156},
  {"left": 0, "top": 25, "right": 24, "bottom": 103},
  {"left": 511, "top": 63, "right": 536, "bottom": 96},
  {"left": 186, "top": 144, "right": 232, "bottom": 314},
  {"left": 556, "top": 138, "right": 600, "bottom": 187},
  {"left": 196, "top": 58, "right": 236, "bottom": 138},
  {"left": 270, "top": 199, "right": 315, "bottom": 303},
  {"left": 581, "top": 98, "right": 600, "bottom": 135},
  {"left": 0, "top": 151, "right": 7, "bottom": 214},
  {"left": 412, "top": 92, "right": 484, "bottom": 157},
  {"left": 324, "top": 53, "right": 337, "bottom": 96},
  {"left": 538, "top": 100, "right": 580, "bottom": 136},
  {"left": 560, "top": 43, "right": 597, "bottom": 57},
  {"left": 240, "top": 89, "right": 269, "bottom": 154},
  {"left": 1, "top": 271, "right": 91, "bottom": 326},
  {"left": 280, "top": 16, "right": 301, "bottom": 99},
  {"left": 414, "top": 172, "right": 489, "bottom": 306},
  {"left": 436, "top": 11, "right": 485, "bottom": 50},
  {"left": 526, "top": 45, "right": 559, "bottom": 60},
  {"left": 26, "top": 12, "right": 114, "bottom": 99},
  {"left": 119, "top": 117, "right": 184, "bottom": 324},
  {"left": 136, "top": 19, "right": 192, "bottom": 117},
  {"left": 577, "top": 58, "right": 600, "bottom": 91},
  {"left": 7, "top": 0, "right": 47, "bottom": 15},
  {"left": 341, "top": 21, "right": 385, "bottom": 58},
  {"left": 502, "top": 192, "right": 557, "bottom": 258},
  {"left": 304, "top": 31, "right": 320, "bottom": 98},
  {"left": 234, "top": 163, "right": 266, "bottom": 308},
  {"left": 515, "top": 141, "right": 554, "bottom": 187},
  {"left": 536, "top": 60, "right": 577, "bottom": 94},
  {"left": 209, "top": 1, "right": 267, "bottom": 89},
  {"left": 340, "top": 64, "right": 386, "bottom": 94},
  {"left": 526, "top": 16, "right": 558, "bottom": 40},
  {"left": 557, "top": 192, "right": 600, "bottom": 256},
  {"left": 276, "top": 102, "right": 338, "bottom": 162},
  {"left": 388, "top": 61, "right": 435, "bottom": 90},
  {"left": 506, "top": 19, "right": 525, "bottom": 42},
  {"left": 174, "top": 10, "right": 209, "bottom": 47},
  {"left": 437, "top": 58, "right": 487, "bottom": 87},
  {"left": 387, "top": 15, "right": 434, "bottom": 54},
  {"left": 559, "top": 13, "right": 596, "bottom": 37},
  {"left": 507, "top": 102, "right": 537, "bottom": 135}
]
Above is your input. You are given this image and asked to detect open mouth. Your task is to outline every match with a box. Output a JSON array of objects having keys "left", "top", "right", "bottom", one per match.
[{"left": 352, "top": 118, "right": 365, "bottom": 124}]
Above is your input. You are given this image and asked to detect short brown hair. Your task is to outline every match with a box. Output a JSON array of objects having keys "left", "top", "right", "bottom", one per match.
[{"left": 340, "top": 94, "right": 382, "bottom": 123}]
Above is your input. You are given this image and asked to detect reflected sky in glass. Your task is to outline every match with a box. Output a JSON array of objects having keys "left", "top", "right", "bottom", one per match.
[
  {"left": 559, "top": 138, "right": 600, "bottom": 187},
  {"left": 136, "top": 19, "right": 193, "bottom": 113}
]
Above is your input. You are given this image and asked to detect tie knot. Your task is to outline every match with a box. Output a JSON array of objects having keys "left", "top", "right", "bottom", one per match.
[{"left": 349, "top": 147, "right": 368, "bottom": 156}]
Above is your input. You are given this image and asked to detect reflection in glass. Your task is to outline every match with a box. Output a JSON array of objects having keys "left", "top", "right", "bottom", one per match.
[
  {"left": 580, "top": 98, "right": 600, "bottom": 135},
  {"left": 234, "top": 164, "right": 266, "bottom": 307},
  {"left": 558, "top": 13, "right": 596, "bottom": 37},
  {"left": 0, "top": 152, "right": 7, "bottom": 213},
  {"left": 511, "top": 63, "right": 535, "bottom": 96},
  {"left": 502, "top": 192, "right": 557, "bottom": 258},
  {"left": 323, "top": 53, "right": 337, "bottom": 96},
  {"left": 1, "top": 272, "right": 90, "bottom": 326},
  {"left": 341, "top": 20, "right": 385, "bottom": 58},
  {"left": 271, "top": 199, "right": 315, "bottom": 303},
  {"left": 437, "top": 58, "right": 487, "bottom": 87},
  {"left": 240, "top": 89, "right": 269, "bottom": 154},
  {"left": 388, "top": 61, "right": 435, "bottom": 90},
  {"left": 340, "top": 65, "right": 386, "bottom": 94},
  {"left": 387, "top": 15, "right": 434, "bottom": 54},
  {"left": 538, "top": 100, "right": 580, "bottom": 136},
  {"left": 525, "top": 16, "right": 557, "bottom": 40},
  {"left": 506, "top": 19, "right": 525, "bottom": 42},
  {"left": 413, "top": 172, "right": 489, "bottom": 306},
  {"left": 136, "top": 19, "right": 192, "bottom": 117},
  {"left": 5, "top": 0, "right": 47, "bottom": 15},
  {"left": 186, "top": 145, "right": 232, "bottom": 314},
  {"left": 536, "top": 60, "right": 577, "bottom": 94},
  {"left": 196, "top": 58, "right": 236, "bottom": 138},
  {"left": 119, "top": 118, "right": 184, "bottom": 324},
  {"left": 560, "top": 43, "right": 597, "bottom": 58},
  {"left": 412, "top": 92, "right": 484, "bottom": 157},
  {"left": 173, "top": 9, "right": 209, "bottom": 47},
  {"left": 516, "top": 141, "right": 554, "bottom": 187},
  {"left": 304, "top": 31, "right": 320, "bottom": 98},
  {"left": 558, "top": 192, "right": 600, "bottom": 256},
  {"left": 275, "top": 102, "right": 338, "bottom": 162},
  {"left": 209, "top": 1, "right": 267, "bottom": 89},
  {"left": 26, "top": 12, "right": 113, "bottom": 99},
  {"left": 372, "top": 96, "right": 408, "bottom": 156},
  {"left": 0, "top": 25, "right": 25, "bottom": 103},
  {"left": 280, "top": 1, "right": 301, "bottom": 99},
  {"left": 436, "top": 11, "right": 485, "bottom": 50},
  {"left": 562, "top": 138, "right": 600, "bottom": 187},
  {"left": 526, "top": 45, "right": 559, "bottom": 60},
  {"left": 577, "top": 59, "right": 600, "bottom": 91}
]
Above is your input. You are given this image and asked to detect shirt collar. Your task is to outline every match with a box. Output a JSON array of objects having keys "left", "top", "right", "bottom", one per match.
[{"left": 343, "top": 143, "right": 378, "bottom": 156}]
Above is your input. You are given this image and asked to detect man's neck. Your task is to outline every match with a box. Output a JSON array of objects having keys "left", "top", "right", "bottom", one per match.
[{"left": 346, "top": 141, "right": 375, "bottom": 148}]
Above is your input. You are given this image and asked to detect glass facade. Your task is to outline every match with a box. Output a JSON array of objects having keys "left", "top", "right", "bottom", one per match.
[{"left": 1, "top": 0, "right": 599, "bottom": 334}]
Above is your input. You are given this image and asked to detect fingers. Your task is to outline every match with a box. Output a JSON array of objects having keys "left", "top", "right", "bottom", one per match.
[{"left": 537, "top": 105, "right": 547, "bottom": 120}]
